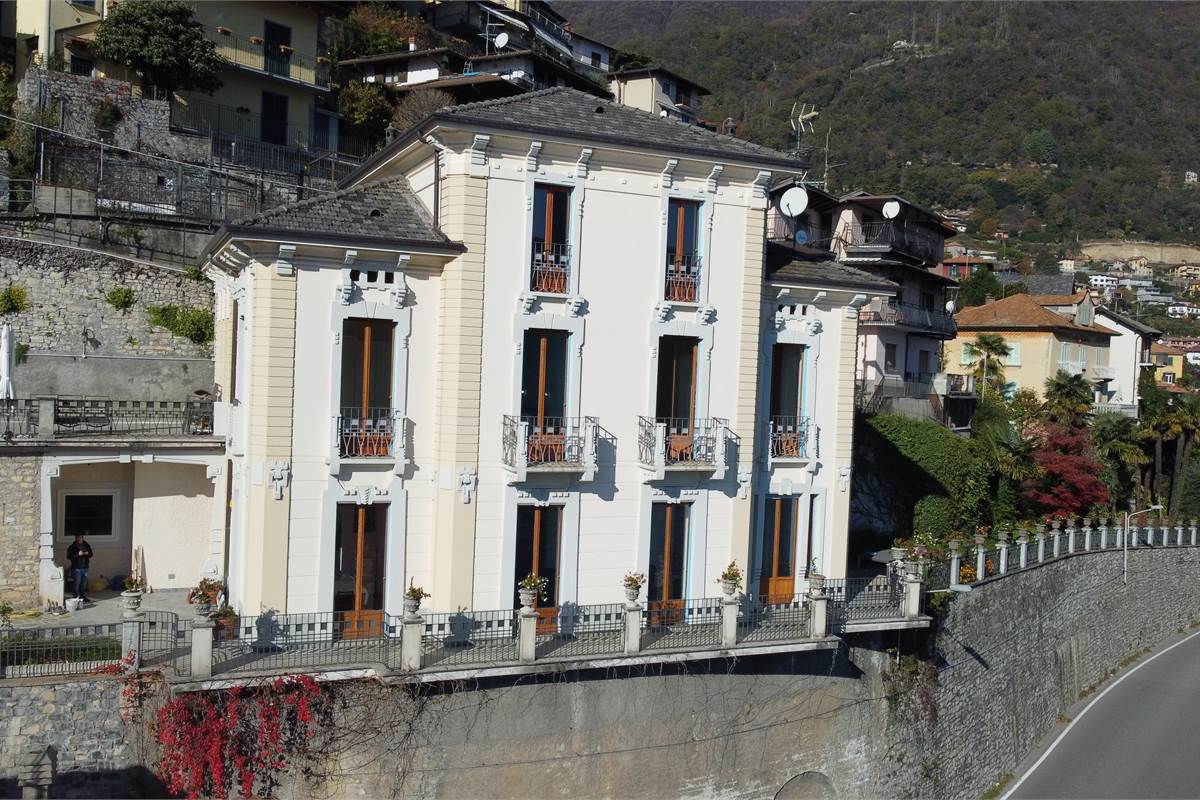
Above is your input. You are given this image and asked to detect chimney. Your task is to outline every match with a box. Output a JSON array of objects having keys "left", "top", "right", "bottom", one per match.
[{"left": 408, "top": 36, "right": 417, "bottom": 52}]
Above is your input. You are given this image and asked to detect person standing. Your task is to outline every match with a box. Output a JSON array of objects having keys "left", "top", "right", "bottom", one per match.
[{"left": 67, "top": 533, "right": 94, "bottom": 603}]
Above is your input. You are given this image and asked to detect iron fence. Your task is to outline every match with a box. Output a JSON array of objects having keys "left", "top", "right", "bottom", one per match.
[
  {"left": 847, "top": 220, "right": 943, "bottom": 265},
  {"left": 140, "top": 611, "right": 194, "bottom": 677},
  {"left": 0, "top": 622, "right": 122, "bottom": 678},
  {"left": 212, "top": 612, "right": 397, "bottom": 676},
  {"left": 420, "top": 608, "right": 519, "bottom": 669},
  {"left": 206, "top": 27, "right": 329, "bottom": 88},
  {"left": 529, "top": 242, "right": 571, "bottom": 294},
  {"left": 736, "top": 594, "right": 811, "bottom": 644},
  {"left": 826, "top": 576, "right": 903, "bottom": 627},
  {"left": 664, "top": 254, "right": 701, "bottom": 303},
  {"left": 769, "top": 416, "right": 810, "bottom": 459},
  {"left": 640, "top": 597, "right": 723, "bottom": 651},
  {"left": 0, "top": 399, "right": 39, "bottom": 438},
  {"left": 639, "top": 416, "right": 725, "bottom": 467},
  {"left": 53, "top": 399, "right": 213, "bottom": 438},
  {"left": 336, "top": 407, "right": 399, "bottom": 459},
  {"left": 534, "top": 603, "right": 626, "bottom": 659},
  {"left": 502, "top": 415, "right": 589, "bottom": 469}
]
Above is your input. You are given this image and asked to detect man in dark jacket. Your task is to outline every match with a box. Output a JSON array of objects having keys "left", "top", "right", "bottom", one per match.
[{"left": 67, "top": 533, "right": 93, "bottom": 602}]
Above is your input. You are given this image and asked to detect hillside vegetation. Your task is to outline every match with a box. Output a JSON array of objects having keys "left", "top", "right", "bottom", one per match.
[{"left": 563, "top": 1, "right": 1200, "bottom": 250}]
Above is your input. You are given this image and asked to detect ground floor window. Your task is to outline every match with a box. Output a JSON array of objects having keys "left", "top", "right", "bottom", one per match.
[
  {"left": 334, "top": 504, "right": 388, "bottom": 638},
  {"left": 63, "top": 494, "right": 114, "bottom": 538}
]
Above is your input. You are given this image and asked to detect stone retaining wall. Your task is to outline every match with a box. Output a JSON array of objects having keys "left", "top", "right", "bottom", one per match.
[{"left": 0, "top": 456, "right": 41, "bottom": 609}]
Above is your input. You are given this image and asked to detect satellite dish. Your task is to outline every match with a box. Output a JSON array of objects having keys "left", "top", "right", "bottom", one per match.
[
  {"left": 794, "top": 229, "right": 809, "bottom": 245},
  {"left": 779, "top": 187, "right": 809, "bottom": 217},
  {"left": 494, "top": 31, "right": 509, "bottom": 49},
  {"left": 882, "top": 200, "right": 901, "bottom": 219},
  {"left": 945, "top": 300, "right": 957, "bottom": 313}
]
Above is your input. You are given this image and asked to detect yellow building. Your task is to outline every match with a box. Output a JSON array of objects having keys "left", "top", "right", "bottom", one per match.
[
  {"left": 1150, "top": 342, "right": 1186, "bottom": 386},
  {"left": 8, "top": 0, "right": 334, "bottom": 151},
  {"left": 945, "top": 292, "right": 1116, "bottom": 397}
]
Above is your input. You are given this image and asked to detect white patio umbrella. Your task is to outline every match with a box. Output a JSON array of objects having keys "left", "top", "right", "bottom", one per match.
[{"left": 0, "top": 322, "right": 14, "bottom": 401}]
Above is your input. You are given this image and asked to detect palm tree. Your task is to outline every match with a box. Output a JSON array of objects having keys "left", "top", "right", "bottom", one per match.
[
  {"left": 1091, "top": 411, "right": 1150, "bottom": 511},
  {"left": 1168, "top": 393, "right": 1200, "bottom": 514},
  {"left": 1043, "top": 370, "right": 1093, "bottom": 427},
  {"left": 963, "top": 334, "right": 1011, "bottom": 399}
]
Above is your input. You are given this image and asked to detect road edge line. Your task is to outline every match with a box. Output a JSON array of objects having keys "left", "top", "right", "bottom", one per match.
[{"left": 1001, "top": 627, "right": 1200, "bottom": 800}]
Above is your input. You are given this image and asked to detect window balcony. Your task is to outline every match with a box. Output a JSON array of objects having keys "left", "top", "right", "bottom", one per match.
[
  {"left": 502, "top": 416, "right": 598, "bottom": 482},
  {"left": 529, "top": 242, "right": 571, "bottom": 294},
  {"left": 857, "top": 299, "right": 956, "bottom": 338},
  {"left": 205, "top": 27, "right": 330, "bottom": 89},
  {"left": 331, "top": 407, "right": 406, "bottom": 472},
  {"left": 664, "top": 254, "right": 701, "bottom": 303},
  {"left": 1091, "top": 365, "right": 1117, "bottom": 380},
  {"left": 768, "top": 416, "right": 814, "bottom": 463},
  {"left": 638, "top": 416, "right": 733, "bottom": 480},
  {"left": 1057, "top": 360, "right": 1086, "bottom": 376},
  {"left": 843, "top": 220, "right": 943, "bottom": 265}
]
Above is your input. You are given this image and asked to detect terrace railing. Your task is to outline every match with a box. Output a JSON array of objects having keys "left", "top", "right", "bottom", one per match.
[
  {"left": 638, "top": 416, "right": 733, "bottom": 479},
  {"left": 336, "top": 407, "right": 402, "bottom": 459},
  {"left": 769, "top": 415, "right": 812, "bottom": 460},
  {"left": 0, "top": 622, "right": 122, "bottom": 678},
  {"left": 502, "top": 416, "right": 598, "bottom": 481},
  {"left": 206, "top": 27, "right": 330, "bottom": 88},
  {"left": 845, "top": 220, "right": 944, "bottom": 265},
  {"left": 51, "top": 398, "right": 214, "bottom": 438},
  {"left": 825, "top": 575, "right": 904, "bottom": 629},
  {"left": 529, "top": 242, "right": 571, "bottom": 294},
  {"left": 664, "top": 254, "right": 701, "bottom": 303}
]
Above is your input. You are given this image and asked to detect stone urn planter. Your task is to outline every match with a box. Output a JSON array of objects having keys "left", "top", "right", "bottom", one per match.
[
  {"left": 518, "top": 588, "right": 537, "bottom": 609},
  {"left": 720, "top": 579, "right": 738, "bottom": 598},
  {"left": 623, "top": 586, "right": 640, "bottom": 604},
  {"left": 120, "top": 590, "right": 143, "bottom": 612},
  {"left": 403, "top": 596, "right": 422, "bottom": 616},
  {"left": 808, "top": 573, "right": 826, "bottom": 593},
  {"left": 193, "top": 602, "right": 213, "bottom": 618}
]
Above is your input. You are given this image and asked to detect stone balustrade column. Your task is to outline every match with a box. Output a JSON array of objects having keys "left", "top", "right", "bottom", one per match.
[
  {"left": 1065, "top": 518, "right": 1077, "bottom": 554},
  {"left": 948, "top": 539, "right": 961, "bottom": 585},
  {"left": 1051, "top": 519, "right": 1062, "bottom": 558},
  {"left": 997, "top": 531, "right": 1010, "bottom": 574},
  {"left": 1098, "top": 516, "right": 1109, "bottom": 549},
  {"left": 1143, "top": 523, "right": 1153, "bottom": 547},
  {"left": 721, "top": 594, "right": 739, "bottom": 648},
  {"left": 1083, "top": 517, "right": 1093, "bottom": 551},
  {"left": 1017, "top": 530, "right": 1029, "bottom": 569},
  {"left": 1036, "top": 531, "right": 1047, "bottom": 563},
  {"left": 1191, "top": 519, "right": 1198, "bottom": 547},
  {"left": 1130, "top": 522, "right": 1139, "bottom": 548},
  {"left": 400, "top": 611, "right": 423, "bottom": 672},
  {"left": 1160, "top": 520, "right": 1171, "bottom": 547},
  {"left": 1115, "top": 520, "right": 1124, "bottom": 548},
  {"left": 975, "top": 533, "right": 986, "bottom": 577},
  {"left": 624, "top": 600, "right": 642, "bottom": 654},
  {"left": 518, "top": 606, "right": 538, "bottom": 663},
  {"left": 191, "top": 617, "right": 215, "bottom": 679},
  {"left": 902, "top": 560, "right": 923, "bottom": 619},
  {"left": 121, "top": 612, "right": 143, "bottom": 671},
  {"left": 1176, "top": 520, "right": 1185, "bottom": 547},
  {"left": 809, "top": 577, "right": 828, "bottom": 638}
]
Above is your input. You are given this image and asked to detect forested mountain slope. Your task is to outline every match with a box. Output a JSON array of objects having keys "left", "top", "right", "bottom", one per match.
[{"left": 562, "top": 1, "right": 1200, "bottom": 247}]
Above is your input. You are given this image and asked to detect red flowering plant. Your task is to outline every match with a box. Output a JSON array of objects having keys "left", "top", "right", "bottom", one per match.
[
  {"left": 154, "top": 675, "right": 328, "bottom": 799},
  {"left": 1022, "top": 424, "right": 1110, "bottom": 519}
]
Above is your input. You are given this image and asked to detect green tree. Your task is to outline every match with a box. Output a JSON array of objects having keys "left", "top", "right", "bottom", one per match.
[
  {"left": 1043, "top": 369, "right": 1093, "bottom": 427},
  {"left": 338, "top": 81, "right": 393, "bottom": 141},
  {"left": 1090, "top": 411, "right": 1149, "bottom": 512},
  {"left": 963, "top": 333, "right": 1011, "bottom": 399},
  {"left": 391, "top": 89, "right": 456, "bottom": 136},
  {"left": 93, "top": 0, "right": 223, "bottom": 94},
  {"left": 958, "top": 269, "right": 1004, "bottom": 307}
]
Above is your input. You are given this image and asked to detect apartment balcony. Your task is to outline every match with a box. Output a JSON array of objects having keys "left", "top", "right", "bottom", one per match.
[
  {"left": 938, "top": 373, "right": 978, "bottom": 396},
  {"left": 638, "top": 416, "right": 734, "bottom": 480},
  {"left": 206, "top": 27, "right": 330, "bottom": 89},
  {"left": 0, "top": 397, "right": 215, "bottom": 441},
  {"left": 502, "top": 416, "right": 598, "bottom": 482},
  {"left": 769, "top": 214, "right": 832, "bottom": 249},
  {"left": 843, "top": 221, "right": 943, "bottom": 266},
  {"left": 1093, "top": 402, "right": 1138, "bottom": 418},
  {"left": 664, "top": 255, "right": 701, "bottom": 304},
  {"left": 1091, "top": 365, "right": 1117, "bottom": 381},
  {"left": 330, "top": 407, "right": 407, "bottom": 473},
  {"left": 768, "top": 416, "right": 815, "bottom": 464},
  {"left": 857, "top": 299, "right": 956, "bottom": 339},
  {"left": 529, "top": 242, "right": 571, "bottom": 295},
  {"left": 1058, "top": 360, "right": 1086, "bottom": 376}
]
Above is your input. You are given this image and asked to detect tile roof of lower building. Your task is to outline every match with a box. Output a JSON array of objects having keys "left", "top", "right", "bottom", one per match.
[
  {"left": 222, "top": 175, "right": 460, "bottom": 252},
  {"left": 765, "top": 243, "right": 898, "bottom": 292},
  {"left": 994, "top": 272, "right": 1075, "bottom": 295},
  {"left": 954, "top": 293, "right": 1115, "bottom": 335},
  {"left": 429, "top": 87, "right": 807, "bottom": 170},
  {"left": 1032, "top": 291, "right": 1089, "bottom": 305},
  {"left": 1097, "top": 307, "right": 1160, "bottom": 337}
]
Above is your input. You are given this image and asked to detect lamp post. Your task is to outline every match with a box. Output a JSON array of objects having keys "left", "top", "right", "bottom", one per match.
[{"left": 1124, "top": 503, "right": 1163, "bottom": 584}]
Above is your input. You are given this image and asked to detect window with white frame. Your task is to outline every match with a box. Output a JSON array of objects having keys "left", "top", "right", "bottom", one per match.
[{"left": 1006, "top": 343, "right": 1021, "bottom": 366}]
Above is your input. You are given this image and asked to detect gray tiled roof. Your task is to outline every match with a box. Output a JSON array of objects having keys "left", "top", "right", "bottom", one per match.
[
  {"left": 765, "top": 243, "right": 898, "bottom": 292},
  {"left": 431, "top": 87, "right": 808, "bottom": 170},
  {"left": 996, "top": 271, "right": 1075, "bottom": 294},
  {"left": 228, "top": 175, "right": 457, "bottom": 249}
]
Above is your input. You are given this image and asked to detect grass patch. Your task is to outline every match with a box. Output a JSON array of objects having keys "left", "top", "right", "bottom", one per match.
[
  {"left": 0, "top": 634, "right": 121, "bottom": 666},
  {"left": 105, "top": 286, "right": 136, "bottom": 313},
  {"left": 147, "top": 304, "right": 213, "bottom": 344},
  {"left": 980, "top": 773, "right": 1012, "bottom": 800},
  {"left": 0, "top": 284, "right": 29, "bottom": 313}
]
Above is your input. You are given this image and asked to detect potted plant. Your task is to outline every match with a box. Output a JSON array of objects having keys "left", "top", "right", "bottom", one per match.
[
  {"left": 188, "top": 578, "right": 223, "bottom": 616},
  {"left": 717, "top": 562, "right": 743, "bottom": 597},
  {"left": 121, "top": 576, "right": 145, "bottom": 611},
  {"left": 622, "top": 572, "right": 645, "bottom": 603},
  {"left": 404, "top": 578, "right": 430, "bottom": 616},
  {"left": 216, "top": 26, "right": 232, "bottom": 35},
  {"left": 0, "top": 603, "right": 13, "bottom": 633},
  {"left": 316, "top": 55, "right": 330, "bottom": 64},
  {"left": 213, "top": 604, "right": 238, "bottom": 641},
  {"left": 249, "top": 35, "right": 263, "bottom": 46},
  {"left": 808, "top": 559, "right": 825, "bottom": 592},
  {"left": 279, "top": 44, "right": 294, "bottom": 56},
  {"left": 517, "top": 573, "right": 547, "bottom": 608}
]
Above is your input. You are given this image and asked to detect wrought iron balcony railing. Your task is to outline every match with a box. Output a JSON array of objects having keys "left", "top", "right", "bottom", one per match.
[
  {"left": 206, "top": 27, "right": 330, "bottom": 88},
  {"left": 502, "top": 416, "right": 598, "bottom": 482},
  {"left": 335, "top": 407, "right": 402, "bottom": 459},
  {"left": 638, "top": 416, "right": 733, "bottom": 480},
  {"left": 664, "top": 254, "right": 701, "bottom": 303},
  {"left": 843, "top": 220, "right": 944, "bottom": 265},
  {"left": 529, "top": 242, "right": 571, "bottom": 294},
  {"left": 857, "top": 299, "right": 956, "bottom": 337},
  {"left": 48, "top": 398, "right": 213, "bottom": 438},
  {"left": 769, "top": 416, "right": 813, "bottom": 461}
]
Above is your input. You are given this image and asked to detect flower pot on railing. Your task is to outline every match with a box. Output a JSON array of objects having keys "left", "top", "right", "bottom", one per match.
[
  {"left": 403, "top": 596, "right": 421, "bottom": 616},
  {"left": 279, "top": 45, "right": 294, "bottom": 55},
  {"left": 518, "top": 588, "right": 537, "bottom": 609},
  {"left": 214, "top": 612, "right": 238, "bottom": 642},
  {"left": 808, "top": 573, "right": 826, "bottom": 593},
  {"left": 623, "top": 586, "right": 640, "bottom": 603},
  {"left": 249, "top": 35, "right": 263, "bottom": 45},
  {"left": 216, "top": 26, "right": 232, "bottom": 35},
  {"left": 120, "top": 590, "right": 143, "bottom": 612},
  {"left": 720, "top": 580, "right": 738, "bottom": 598}
]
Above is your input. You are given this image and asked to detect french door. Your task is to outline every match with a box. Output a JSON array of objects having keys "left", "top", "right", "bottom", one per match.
[
  {"left": 340, "top": 319, "right": 395, "bottom": 457},
  {"left": 514, "top": 505, "right": 561, "bottom": 633},
  {"left": 648, "top": 503, "right": 689, "bottom": 625},
  {"left": 665, "top": 199, "right": 701, "bottom": 302},
  {"left": 531, "top": 184, "right": 571, "bottom": 293},
  {"left": 334, "top": 504, "right": 388, "bottom": 638},
  {"left": 520, "top": 329, "right": 569, "bottom": 464},
  {"left": 760, "top": 497, "right": 797, "bottom": 603},
  {"left": 656, "top": 336, "right": 699, "bottom": 462},
  {"left": 770, "top": 344, "right": 805, "bottom": 457}
]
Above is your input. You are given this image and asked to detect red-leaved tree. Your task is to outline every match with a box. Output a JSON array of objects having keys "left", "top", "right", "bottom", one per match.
[{"left": 1023, "top": 424, "right": 1110, "bottom": 518}]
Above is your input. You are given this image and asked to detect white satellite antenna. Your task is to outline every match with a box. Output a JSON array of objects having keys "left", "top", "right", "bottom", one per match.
[
  {"left": 945, "top": 299, "right": 957, "bottom": 313},
  {"left": 494, "top": 31, "right": 509, "bottom": 50},
  {"left": 779, "top": 187, "right": 809, "bottom": 217},
  {"left": 882, "top": 200, "right": 901, "bottom": 219}
]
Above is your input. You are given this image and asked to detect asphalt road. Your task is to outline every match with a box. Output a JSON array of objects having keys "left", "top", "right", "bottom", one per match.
[{"left": 1008, "top": 629, "right": 1200, "bottom": 799}]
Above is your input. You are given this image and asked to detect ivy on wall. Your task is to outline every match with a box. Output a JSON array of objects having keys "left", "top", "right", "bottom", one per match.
[{"left": 146, "top": 304, "right": 213, "bottom": 344}]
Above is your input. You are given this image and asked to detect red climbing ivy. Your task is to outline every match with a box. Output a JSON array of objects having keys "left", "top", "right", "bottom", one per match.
[{"left": 154, "top": 675, "right": 326, "bottom": 799}]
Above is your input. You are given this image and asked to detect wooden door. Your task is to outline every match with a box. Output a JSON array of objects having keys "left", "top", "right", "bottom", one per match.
[
  {"left": 759, "top": 497, "right": 797, "bottom": 604},
  {"left": 770, "top": 344, "right": 805, "bottom": 457},
  {"left": 334, "top": 505, "right": 387, "bottom": 639},
  {"left": 520, "top": 329, "right": 569, "bottom": 464},
  {"left": 515, "top": 505, "right": 561, "bottom": 634},
  {"left": 666, "top": 199, "right": 700, "bottom": 301},
  {"left": 648, "top": 503, "right": 688, "bottom": 625},
  {"left": 532, "top": 184, "right": 570, "bottom": 293},
  {"left": 656, "top": 336, "right": 698, "bottom": 461},
  {"left": 340, "top": 319, "right": 395, "bottom": 458}
]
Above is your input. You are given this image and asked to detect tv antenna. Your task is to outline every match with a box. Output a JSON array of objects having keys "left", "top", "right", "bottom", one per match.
[{"left": 790, "top": 102, "right": 820, "bottom": 137}]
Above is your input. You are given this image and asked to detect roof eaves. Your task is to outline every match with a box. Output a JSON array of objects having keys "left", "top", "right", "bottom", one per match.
[{"left": 220, "top": 225, "right": 466, "bottom": 255}]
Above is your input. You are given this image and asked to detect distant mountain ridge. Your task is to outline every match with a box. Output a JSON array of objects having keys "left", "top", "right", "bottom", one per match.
[{"left": 560, "top": 1, "right": 1200, "bottom": 249}]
